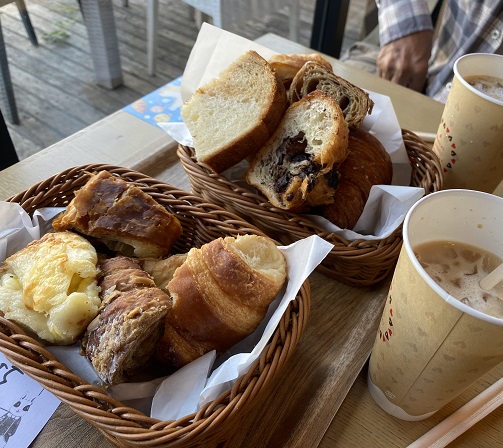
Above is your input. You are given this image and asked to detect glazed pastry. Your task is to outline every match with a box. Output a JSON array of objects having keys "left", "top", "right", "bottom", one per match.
[
  {"left": 53, "top": 170, "right": 182, "bottom": 258},
  {"left": 0, "top": 231, "right": 100, "bottom": 344}
]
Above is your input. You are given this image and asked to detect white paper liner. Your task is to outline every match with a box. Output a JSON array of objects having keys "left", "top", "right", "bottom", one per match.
[
  {"left": 0, "top": 202, "right": 333, "bottom": 421},
  {"left": 158, "top": 23, "right": 425, "bottom": 241}
]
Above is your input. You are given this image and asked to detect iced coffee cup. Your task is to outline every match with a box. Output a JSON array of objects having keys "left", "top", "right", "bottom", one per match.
[
  {"left": 368, "top": 189, "right": 503, "bottom": 420},
  {"left": 432, "top": 53, "right": 503, "bottom": 193}
]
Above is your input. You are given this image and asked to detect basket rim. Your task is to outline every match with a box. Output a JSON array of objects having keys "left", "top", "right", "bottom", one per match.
[
  {"left": 177, "top": 128, "right": 444, "bottom": 248},
  {"left": 0, "top": 164, "right": 311, "bottom": 445}
]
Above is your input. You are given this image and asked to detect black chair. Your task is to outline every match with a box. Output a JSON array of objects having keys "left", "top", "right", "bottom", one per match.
[
  {"left": 0, "top": 0, "right": 39, "bottom": 124},
  {"left": 0, "top": 106, "right": 19, "bottom": 170}
]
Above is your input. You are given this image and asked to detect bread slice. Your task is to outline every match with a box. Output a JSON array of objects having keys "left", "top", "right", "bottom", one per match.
[
  {"left": 245, "top": 90, "right": 349, "bottom": 211},
  {"left": 288, "top": 61, "right": 374, "bottom": 128},
  {"left": 181, "top": 50, "right": 287, "bottom": 173},
  {"left": 268, "top": 53, "right": 333, "bottom": 89}
]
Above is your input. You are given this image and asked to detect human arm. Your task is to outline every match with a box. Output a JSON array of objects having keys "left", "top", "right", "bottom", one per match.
[{"left": 376, "top": 0, "right": 434, "bottom": 91}]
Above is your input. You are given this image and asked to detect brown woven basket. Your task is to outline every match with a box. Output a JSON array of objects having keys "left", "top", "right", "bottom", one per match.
[
  {"left": 0, "top": 164, "right": 311, "bottom": 448},
  {"left": 178, "top": 129, "right": 444, "bottom": 286}
]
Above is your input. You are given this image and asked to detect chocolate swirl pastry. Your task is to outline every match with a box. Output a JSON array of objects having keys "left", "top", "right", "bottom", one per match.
[
  {"left": 83, "top": 256, "right": 171, "bottom": 385},
  {"left": 289, "top": 61, "right": 374, "bottom": 128},
  {"left": 246, "top": 90, "right": 349, "bottom": 211}
]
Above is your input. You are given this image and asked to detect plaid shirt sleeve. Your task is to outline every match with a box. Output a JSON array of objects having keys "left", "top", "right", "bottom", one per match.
[
  {"left": 427, "top": 0, "right": 503, "bottom": 102},
  {"left": 377, "top": 0, "right": 433, "bottom": 47}
]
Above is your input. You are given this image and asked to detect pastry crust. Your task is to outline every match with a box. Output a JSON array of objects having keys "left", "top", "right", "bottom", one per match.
[
  {"left": 268, "top": 53, "right": 333, "bottom": 89},
  {"left": 83, "top": 256, "right": 171, "bottom": 385},
  {"left": 319, "top": 128, "right": 393, "bottom": 229},
  {"left": 53, "top": 171, "right": 182, "bottom": 258},
  {"left": 156, "top": 235, "right": 287, "bottom": 369}
]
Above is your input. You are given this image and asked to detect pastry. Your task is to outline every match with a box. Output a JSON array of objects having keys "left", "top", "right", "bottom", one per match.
[
  {"left": 156, "top": 234, "right": 287, "bottom": 369},
  {"left": 83, "top": 256, "right": 171, "bottom": 385},
  {"left": 0, "top": 231, "right": 100, "bottom": 344},
  {"left": 288, "top": 61, "right": 374, "bottom": 128},
  {"left": 319, "top": 127, "right": 393, "bottom": 229},
  {"left": 246, "top": 90, "right": 349, "bottom": 211},
  {"left": 52, "top": 170, "right": 182, "bottom": 258},
  {"left": 268, "top": 52, "right": 333, "bottom": 89}
]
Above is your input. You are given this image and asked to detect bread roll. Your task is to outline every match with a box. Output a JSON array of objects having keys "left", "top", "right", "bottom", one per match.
[
  {"left": 268, "top": 53, "right": 333, "bottom": 89},
  {"left": 181, "top": 50, "right": 288, "bottom": 173},
  {"left": 156, "top": 235, "right": 287, "bottom": 370},
  {"left": 53, "top": 171, "right": 182, "bottom": 258},
  {"left": 246, "top": 90, "right": 349, "bottom": 211},
  {"left": 0, "top": 231, "right": 100, "bottom": 344},
  {"left": 83, "top": 256, "right": 171, "bottom": 385},
  {"left": 289, "top": 61, "right": 374, "bottom": 128},
  {"left": 319, "top": 128, "right": 393, "bottom": 229}
]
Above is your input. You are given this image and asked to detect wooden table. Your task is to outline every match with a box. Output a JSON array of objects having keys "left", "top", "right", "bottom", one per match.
[{"left": 1, "top": 33, "right": 501, "bottom": 448}]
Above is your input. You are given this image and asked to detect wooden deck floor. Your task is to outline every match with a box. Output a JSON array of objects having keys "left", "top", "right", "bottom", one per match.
[{"left": 1, "top": 0, "right": 368, "bottom": 161}]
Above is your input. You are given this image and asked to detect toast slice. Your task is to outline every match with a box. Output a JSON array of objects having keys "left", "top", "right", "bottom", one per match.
[
  {"left": 181, "top": 50, "right": 287, "bottom": 173},
  {"left": 245, "top": 90, "right": 349, "bottom": 211},
  {"left": 288, "top": 61, "right": 374, "bottom": 128}
]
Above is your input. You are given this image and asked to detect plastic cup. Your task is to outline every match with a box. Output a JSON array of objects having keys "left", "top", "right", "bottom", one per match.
[
  {"left": 432, "top": 53, "right": 503, "bottom": 193},
  {"left": 368, "top": 189, "right": 503, "bottom": 420}
]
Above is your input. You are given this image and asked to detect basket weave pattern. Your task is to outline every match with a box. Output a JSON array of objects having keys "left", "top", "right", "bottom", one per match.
[
  {"left": 178, "top": 130, "right": 444, "bottom": 286},
  {"left": 0, "top": 164, "right": 311, "bottom": 448}
]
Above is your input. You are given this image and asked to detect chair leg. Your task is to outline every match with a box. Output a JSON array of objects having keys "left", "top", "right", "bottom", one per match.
[
  {"left": 0, "top": 16, "right": 19, "bottom": 125},
  {"left": 289, "top": 0, "right": 300, "bottom": 42},
  {"left": 0, "top": 107, "right": 19, "bottom": 170},
  {"left": 15, "top": 0, "right": 38, "bottom": 46},
  {"left": 147, "top": 0, "right": 158, "bottom": 76},
  {"left": 79, "top": 0, "right": 123, "bottom": 89}
]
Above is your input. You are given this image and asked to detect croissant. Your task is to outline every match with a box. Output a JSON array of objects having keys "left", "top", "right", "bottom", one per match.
[
  {"left": 155, "top": 234, "right": 287, "bottom": 369},
  {"left": 318, "top": 128, "right": 393, "bottom": 229},
  {"left": 83, "top": 256, "right": 171, "bottom": 385}
]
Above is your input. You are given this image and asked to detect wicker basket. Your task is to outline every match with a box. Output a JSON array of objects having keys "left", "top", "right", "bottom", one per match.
[
  {"left": 0, "top": 164, "right": 310, "bottom": 448},
  {"left": 178, "top": 129, "right": 444, "bottom": 287}
]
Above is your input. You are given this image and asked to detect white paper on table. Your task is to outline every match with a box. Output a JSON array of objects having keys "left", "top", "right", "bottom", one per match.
[
  {"left": 0, "top": 202, "right": 334, "bottom": 422},
  {"left": 157, "top": 23, "right": 424, "bottom": 241},
  {"left": 0, "top": 349, "right": 60, "bottom": 448}
]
